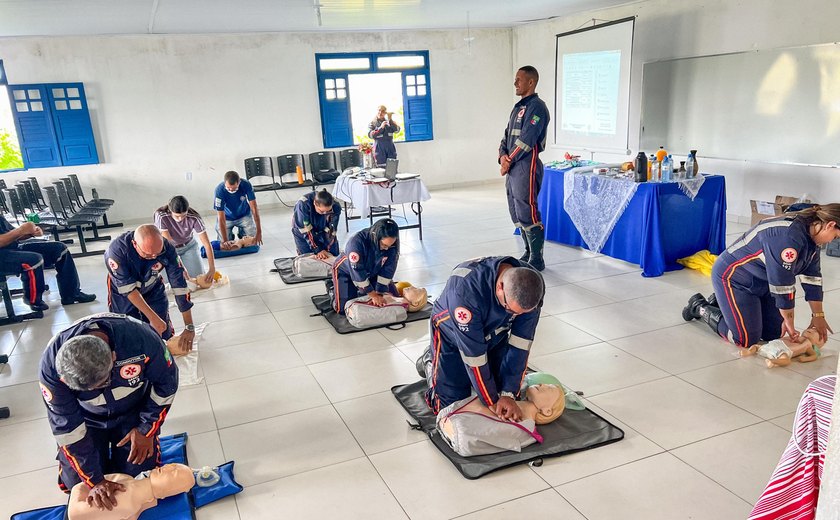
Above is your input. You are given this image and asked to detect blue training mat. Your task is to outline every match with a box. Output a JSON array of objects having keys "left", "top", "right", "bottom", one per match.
[
  {"left": 201, "top": 243, "right": 260, "bottom": 258},
  {"left": 11, "top": 432, "right": 242, "bottom": 520}
]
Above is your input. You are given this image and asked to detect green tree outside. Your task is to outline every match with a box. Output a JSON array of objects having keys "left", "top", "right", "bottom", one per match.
[{"left": 0, "top": 129, "right": 24, "bottom": 170}]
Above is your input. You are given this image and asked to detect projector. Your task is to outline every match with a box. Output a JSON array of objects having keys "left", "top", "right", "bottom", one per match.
[{"left": 368, "top": 168, "right": 386, "bottom": 178}]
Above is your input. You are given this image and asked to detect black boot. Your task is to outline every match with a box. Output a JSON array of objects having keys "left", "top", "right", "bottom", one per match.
[
  {"left": 682, "top": 293, "right": 708, "bottom": 321},
  {"left": 699, "top": 304, "right": 724, "bottom": 335},
  {"left": 707, "top": 292, "right": 718, "bottom": 308},
  {"left": 61, "top": 292, "right": 97, "bottom": 305},
  {"left": 525, "top": 226, "right": 545, "bottom": 271},
  {"left": 416, "top": 346, "right": 433, "bottom": 380},
  {"left": 519, "top": 230, "right": 530, "bottom": 262}
]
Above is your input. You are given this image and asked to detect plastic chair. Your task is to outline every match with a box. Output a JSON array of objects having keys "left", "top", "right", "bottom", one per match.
[
  {"left": 276, "top": 154, "right": 313, "bottom": 188},
  {"left": 339, "top": 148, "right": 363, "bottom": 171},
  {"left": 244, "top": 157, "right": 281, "bottom": 192}
]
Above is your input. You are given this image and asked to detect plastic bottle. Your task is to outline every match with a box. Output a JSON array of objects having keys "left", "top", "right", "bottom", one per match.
[
  {"left": 689, "top": 149, "right": 699, "bottom": 178},
  {"left": 647, "top": 154, "right": 656, "bottom": 181},
  {"left": 634, "top": 152, "right": 648, "bottom": 183},
  {"left": 685, "top": 152, "right": 695, "bottom": 179},
  {"left": 655, "top": 146, "right": 668, "bottom": 163},
  {"left": 650, "top": 159, "right": 661, "bottom": 183},
  {"left": 296, "top": 165, "right": 304, "bottom": 185},
  {"left": 661, "top": 155, "right": 673, "bottom": 182}
]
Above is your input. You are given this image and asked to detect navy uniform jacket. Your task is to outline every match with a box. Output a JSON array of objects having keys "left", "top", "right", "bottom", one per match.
[
  {"left": 719, "top": 216, "right": 822, "bottom": 309},
  {"left": 105, "top": 231, "right": 193, "bottom": 313},
  {"left": 292, "top": 192, "right": 342, "bottom": 252},
  {"left": 499, "top": 93, "right": 549, "bottom": 165},
  {"left": 334, "top": 229, "right": 399, "bottom": 294},
  {"left": 434, "top": 256, "right": 541, "bottom": 406},
  {"left": 39, "top": 313, "right": 179, "bottom": 487},
  {"left": 368, "top": 118, "right": 400, "bottom": 141}
]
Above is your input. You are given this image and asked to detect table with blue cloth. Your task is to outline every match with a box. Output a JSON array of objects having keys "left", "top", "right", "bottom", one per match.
[{"left": 540, "top": 167, "right": 727, "bottom": 277}]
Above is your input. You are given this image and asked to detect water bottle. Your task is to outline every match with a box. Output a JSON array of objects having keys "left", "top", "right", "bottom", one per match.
[
  {"left": 689, "top": 149, "right": 699, "bottom": 178},
  {"left": 647, "top": 154, "right": 655, "bottom": 181},
  {"left": 685, "top": 152, "right": 696, "bottom": 179},
  {"left": 661, "top": 155, "right": 673, "bottom": 182},
  {"left": 92, "top": 188, "right": 99, "bottom": 200},
  {"left": 650, "top": 159, "right": 661, "bottom": 183},
  {"left": 634, "top": 152, "right": 648, "bottom": 183}
]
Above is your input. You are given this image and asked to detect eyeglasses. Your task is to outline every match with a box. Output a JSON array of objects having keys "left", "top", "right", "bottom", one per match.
[{"left": 498, "top": 289, "right": 521, "bottom": 316}]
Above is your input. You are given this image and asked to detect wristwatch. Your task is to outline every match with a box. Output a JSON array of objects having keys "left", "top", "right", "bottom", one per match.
[
  {"left": 812, "top": 312, "right": 826, "bottom": 318},
  {"left": 500, "top": 391, "right": 516, "bottom": 399},
  {"left": 185, "top": 324, "right": 196, "bottom": 332}
]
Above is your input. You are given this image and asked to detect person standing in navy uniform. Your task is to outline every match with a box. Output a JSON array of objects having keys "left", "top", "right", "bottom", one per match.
[
  {"left": 0, "top": 216, "right": 95, "bottom": 311},
  {"left": 292, "top": 189, "right": 342, "bottom": 258},
  {"left": 417, "top": 256, "right": 545, "bottom": 419},
  {"left": 39, "top": 313, "right": 178, "bottom": 509},
  {"left": 331, "top": 218, "right": 400, "bottom": 314},
  {"left": 105, "top": 225, "right": 196, "bottom": 353},
  {"left": 684, "top": 204, "right": 840, "bottom": 347},
  {"left": 499, "top": 66, "right": 550, "bottom": 271},
  {"left": 368, "top": 105, "right": 400, "bottom": 166}
]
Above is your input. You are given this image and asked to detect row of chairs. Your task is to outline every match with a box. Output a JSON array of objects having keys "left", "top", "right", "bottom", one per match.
[{"left": 244, "top": 149, "right": 365, "bottom": 193}]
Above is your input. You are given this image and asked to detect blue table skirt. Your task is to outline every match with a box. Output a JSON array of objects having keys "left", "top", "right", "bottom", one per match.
[{"left": 541, "top": 167, "right": 727, "bottom": 277}]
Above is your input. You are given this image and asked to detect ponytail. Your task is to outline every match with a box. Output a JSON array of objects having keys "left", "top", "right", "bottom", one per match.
[{"left": 792, "top": 203, "right": 840, "bottom": 227}]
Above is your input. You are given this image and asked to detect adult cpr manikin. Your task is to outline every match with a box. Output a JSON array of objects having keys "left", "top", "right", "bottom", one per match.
[{"left": 68, "top": 463, "right": 195, "bottom": 520}]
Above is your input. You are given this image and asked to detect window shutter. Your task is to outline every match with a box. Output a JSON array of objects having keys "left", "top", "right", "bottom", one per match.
[
  {"left": 7, "top": 84, "right": 61, "bottom": 168},
  {"left": 46, "top": 83, "right": 99, "bottom": 166},
  {"left": 318, "top": 73, "right": 353, "bottom": 148},
  {"left": 402, "top": 70, "right": 433, "bottom": 142}
]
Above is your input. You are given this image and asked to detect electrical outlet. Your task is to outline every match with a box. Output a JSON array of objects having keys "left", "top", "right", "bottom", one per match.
[{"left": 185, "top": 171, "right": 193, "bottom": 181}]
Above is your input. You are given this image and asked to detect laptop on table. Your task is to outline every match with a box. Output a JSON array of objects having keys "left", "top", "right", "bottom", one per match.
[{"left": 384, "top": 159, "right": 420, "bottom": 181}]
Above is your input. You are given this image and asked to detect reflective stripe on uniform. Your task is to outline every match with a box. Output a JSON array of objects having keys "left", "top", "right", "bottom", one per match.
[
  {"left": 111, "top": 383, "right": 145, "bottom": 401},
  {"left": 150, "top": 388, "right": 176, "bottom": 406},
  {"left": 460, "top": 351, "right": 488, "bottom": 367},
  {"left": 354, "top": 279, "right": 370, "bottom": 289},
  {"left": 514, "top": 138, "right": 532, "bottom": 152},
  {"left": 726, "top": 220, "right": 793, "bottom": 254},
  {"left": 509, "top": 334, "right": 532, "bottom": 351},
  {"left": 799, "top": 275, "right": 823, "bottom": 286},
  {"left": 82, "top": 394, "right": 107, "bottom": 407},
  {"left": 510, "top": 129, "right": 521, "bottom": 136},
  {"left": 451, "top": 267, "right": 471, "bottom": 278},
  {"left": 377, "top": 276, "right": 392, "bottom": 286},
  {"left": 769, "top": 284, "right": 796, "bottom": 295},
  {"left": 116, "top": 282, "right": 139, "bottom": 294},
  {"left": 21, "top": 259, "right": 44, "bottom": 271},
  {"left": 299, "top": 224, "right": 313, "bottom": 233},
  {"left": 55, "top": 423, "right": 87, "bottom": 447},
  {"left": 172, "top": 287, "right": 189, "bottom": 295}
]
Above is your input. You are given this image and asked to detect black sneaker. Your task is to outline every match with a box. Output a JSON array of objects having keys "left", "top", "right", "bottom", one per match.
[
  {"left": 61, "top": 292, "right": 97, "bottom": 305},
  {"left": 29, "top": 301, "right": 50, "bottom": 311},
  {"left": 682, "top": 293, "right": 708, "bottom": 321}
]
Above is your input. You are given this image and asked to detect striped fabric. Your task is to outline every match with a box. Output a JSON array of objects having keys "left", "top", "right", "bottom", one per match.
[{"left": 749, "top": 375, "right": 835, "bottom": 520}]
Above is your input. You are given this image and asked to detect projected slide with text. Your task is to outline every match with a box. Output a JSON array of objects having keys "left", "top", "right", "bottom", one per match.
[{"left": 561, "top": 50, "right": 621, "bottom": 136}]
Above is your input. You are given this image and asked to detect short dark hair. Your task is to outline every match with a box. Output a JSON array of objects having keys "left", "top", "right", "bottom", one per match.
[
  {"left": 518, "top": 65, "right": 540, "bottom": 84},
  {"left": 224, "top": 171, "right": 240, "bottom": 185},
  {"left": 503, "top": 267, "right": 544, "bottom": 311},
  {"left": 314, "top": 189, "right": 334, "bottom": 208},
  {"left": 370, "top": 218, "right": 400, "bottom": 245}
]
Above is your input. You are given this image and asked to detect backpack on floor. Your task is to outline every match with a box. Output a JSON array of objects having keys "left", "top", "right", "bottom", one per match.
[
  {"left": 345, "top": 295, "right": 408, "bottom": 328},
  {"left": 293, "top": 253, "right": 335, "bottom": 278}
]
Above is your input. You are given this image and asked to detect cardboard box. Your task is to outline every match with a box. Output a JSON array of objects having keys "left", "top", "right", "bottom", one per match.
[{"left": 749, "top": 195, "right": 810, "bottom": 227}]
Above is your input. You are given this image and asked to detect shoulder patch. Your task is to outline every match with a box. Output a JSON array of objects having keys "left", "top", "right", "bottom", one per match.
[
  {"left": 349, "top": 252, "right": 360, "bottom": 264},
  {"left": 108, "top": 258, "right": 119, "bottom": 271},
  {"left": 39, "top": 383, "right": 53, "bottom": 403},
  {"left": 454, "top": 306, "right": 473, "bottom": 325},
  {"left": 781, "top": 248, "right": 798, "bottom": 263},
  {"left": 120, "top": 364, "right": 142, "bottom": 380},
  {"left": 530, "top": 115, "right": 541, "bottom": 125},
  {"left": 517, "top": 107, "right": 526, "bottom": 119}
]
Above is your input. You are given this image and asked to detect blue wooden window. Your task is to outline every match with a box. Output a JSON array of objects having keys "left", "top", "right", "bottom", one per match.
[
  {"left": 5, "top": 81, "right": 99, "bottom": 170},
  {"left": 315, "top": 51, "right": 434, "bottom": 148}
]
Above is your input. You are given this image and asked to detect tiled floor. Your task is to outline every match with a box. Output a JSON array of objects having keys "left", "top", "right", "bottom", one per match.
[{"left": 0, "top": 183, "right": 837, "bottom": 519}]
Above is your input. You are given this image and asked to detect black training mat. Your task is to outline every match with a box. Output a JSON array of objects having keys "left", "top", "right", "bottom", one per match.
[
  {"left": 271, "top": 257, "right": 331, "bottom": 285},
  {"left": 391, "top": 380, "right": 625, "bottom": 480},
  {"left": 311, "top": 294, "right": 433, "bottom": 334}
]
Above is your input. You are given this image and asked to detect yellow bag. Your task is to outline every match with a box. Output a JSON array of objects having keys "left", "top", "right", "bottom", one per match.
[{"left": 676, "top": 250, "right": 718, "bottom": 277}]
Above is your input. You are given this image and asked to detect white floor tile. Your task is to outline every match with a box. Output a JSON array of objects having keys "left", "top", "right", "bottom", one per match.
[
  {"left": 259, "top": 286, "right": 324, "bottom": 313},
  {"left": 370, "top": 441, "right": 548, "bottom": 520},
  {"left": 530, "top": 343, "right": 669, "bottom": 397},
  {"left": 0, "top": 381, "right": 46, "bottom": 426},
  {"left": 198, "top": 313, "right": 283, "bottom": 350},
  {"left": 530, "top": 315, "right": 600, "bottom": 356},
  {"left": 195, "top": 497, "right": 241, "bottom": 520},
  {"left": 0, "top": 467, "right": 69, "bottom": 519},
  {"left": 189, "top": 294, "right": 271, "bottom": 323},
  {"left": 540, "top": 284, "right": 613, "bottom": 315},
  {"left": 200, "top": 336, "right": 304, "bottom": 384},
  {"left": 577, "top": 271, "right": 678, "bottom": 301},
  {"left": 456, "top": 489, "right": 585, "bottom": 520},
  {"left": 288, "top": 327, "right": 394, "bottom": 364},
  {"left": 0, "top": 350, "right": 42, "bottom": 387},
  {"left": 672, "top": 422, "right": 790, "bottom": 504},
  {"left": 309, "top": 348, "right": 419, "bottom": 403},
  {"left": 0, "top": 418, "right": 60, "bottom": 478},
  {"left": 680, "top": 360, "right": 815, "bottom": 420},
  {"left": 272, "top": 306, "right": 331, "bottom": 336},
  {"left": 161, "top": 384, "right": 218, "bottom": 436},
  {"left": 235, "top": 458, "right": 408, "bottom": 520},
  {"left": 208, "top": 367, "right": 329, "bottom": 428},
  {"left": 769, "top": 413, "right": 795, "bottom": 432},
  {"left": 377, "top": 319, "right": 429, "bottom": 347},
  {"left": 558, "top": 453, "right": 752, "bottom": 520},
  {"left": 218, "top": 405, "right": 363, "bottom": 487},
  {"left": 333, "top": 390, "right": 426, "bottom": 455},
  {"left": 590, "top": 377, "right": 761, "bottom": 450}
]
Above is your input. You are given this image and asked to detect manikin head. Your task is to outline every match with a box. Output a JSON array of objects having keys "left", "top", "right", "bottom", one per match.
[
  {"left": 402, "top": 286, "right": 428, "bottom": 312},
  {"left": 149, "top": 463, "right": 196, "bottom": 499},
  {"left": 495, "top": 266, "right": 544, "bottom": 316},
  {"left": 133, "top": 225, "right": 164, "bottom": 260},
  {"left": 56, "top": 335, "right": 116, "bottom": 391},
  {"left": 801, "top": 327, "right": 827, "bottom": 348},
  {"left": 523, "top": 372, "right": 566, "bottom": 425}
]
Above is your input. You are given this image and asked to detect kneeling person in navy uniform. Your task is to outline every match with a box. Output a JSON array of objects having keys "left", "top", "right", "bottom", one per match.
[
  {"left": 684, "top": 204, "right": 840, "bottom": 347},
  {"left": 292, "top": 189, "right": 341, "bottom": 258},
  {"left": 418, "top": 257, "right": 544, "bottom": 420},
  {"left": 331, "top": 218, "right": 400, "bottom": 314},
  {"left": 105, "top": 225, "right": 196, "bottom": 353},
  {"left": 39, "top": 313, "right": 178, "bottom": 510},
  {"left": 0, "top": 217, "right": 95, "bottom": 311}
]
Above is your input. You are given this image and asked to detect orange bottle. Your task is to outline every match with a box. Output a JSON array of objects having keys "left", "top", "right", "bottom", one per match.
[
  {"left": 296, "top": 165, "right": 304, "bottom": 185},
  {"left": 655, "top": 146, "right": 668, "bottom": 163}
]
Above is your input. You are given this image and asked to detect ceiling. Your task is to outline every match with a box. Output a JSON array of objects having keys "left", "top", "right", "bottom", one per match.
[{"left": 0, "top": 0, "right": 635, "bottom": 37}]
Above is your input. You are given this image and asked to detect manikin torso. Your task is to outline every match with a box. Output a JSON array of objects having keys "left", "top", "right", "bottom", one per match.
[{"left": 68, "top": 464, "right": 195, "bottom": 520}]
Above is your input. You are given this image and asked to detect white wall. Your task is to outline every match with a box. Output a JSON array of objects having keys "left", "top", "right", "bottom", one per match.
[
  {"left": 513, "top": 0, "right": 840, "bottom": 222},
  {"left": 0, "top": 28, "right": 513, "bottom": 221}
]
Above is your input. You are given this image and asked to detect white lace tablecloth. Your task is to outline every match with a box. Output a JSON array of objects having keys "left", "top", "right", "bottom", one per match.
[
  {"left": 333, "top": 175, "right": 431, "bottom": 218},
  {"left": 563, "top": 171, "right": 639, "bottom": 254}
]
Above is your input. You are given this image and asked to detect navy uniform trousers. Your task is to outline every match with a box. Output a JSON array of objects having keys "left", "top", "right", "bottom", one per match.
[{"left": 0, "top": 241, "right": 80, "bottom": 305}]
